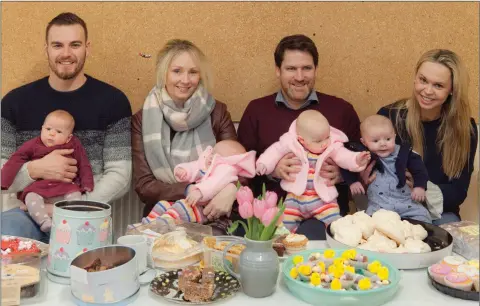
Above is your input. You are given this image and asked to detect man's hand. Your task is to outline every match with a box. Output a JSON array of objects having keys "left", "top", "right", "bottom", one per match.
[
  {"left": 27, "top": 149, "right": 77, "bottom": 182},
  {"left": 411, "top": 187, "right": 425, "bottom": 203},
  {"left": 359, "top": 160, "right": 376, "bottom": 186},
  {"left": 405, "top": 170, "right": 414, "bottom": 189},
  {"left": 320, "top": 157, "right": 343, "bottom": 186},
  {"left": 186, "top": 188, "right": 203, "bottom": 206},
  {"left": 203, "top": 183, "right": 236, "bottom": 220},
  {"left": 350, "top": 182, "right": 365, "bottom": 196},
  {"left": 272, "top": 152, "right": 301, "bottom": 182}
]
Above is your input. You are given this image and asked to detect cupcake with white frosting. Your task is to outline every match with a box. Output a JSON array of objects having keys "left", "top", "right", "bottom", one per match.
[{"left": 283, "top": 234, "right": 308, "bottom": 255}]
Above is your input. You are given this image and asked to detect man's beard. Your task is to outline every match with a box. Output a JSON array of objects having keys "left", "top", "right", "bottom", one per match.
[{"left": 48, "top": 56, "right": 85, "bottom": 80}]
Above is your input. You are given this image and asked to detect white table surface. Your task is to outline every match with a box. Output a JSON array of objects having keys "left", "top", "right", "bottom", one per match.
[{"left": 34, "top": 241, "right": 478, "bottom": 306}]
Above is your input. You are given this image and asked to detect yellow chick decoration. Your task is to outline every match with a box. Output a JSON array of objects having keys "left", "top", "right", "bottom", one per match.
[
  {"left": 330, "top": 278, "right": 342, "bottom": 290},
  {"left": 333, "top": 258, "right": 345, "bottom": 267},
  {"left": 317, "top": 261, "right": 326, "bottom": 273},
  {"left": 345, "top": 265, "right": 355, "bottom": 274},
  {"left": 298, "top": 265, "right": 312, "bottom": 276},
  {"left": 341, "top": 249, "right": 356, "bottom": 260},
  {"left": 290, "top": 267, "right": 299, "bottom": 279},
  {"left": 293, "top": 255, "right": 304, "bottom": 265},
  {"left": 377, "top": 266, "right": 389, "bottom": 281},
  {"left": 324, "top": 249, "right": 335, "bottom": 259},
  {"left": 368, "top": 260, "right": 382, "bottom": 274},
  {"left": 310, "top": 272, "right": 321, "bottom": 286},
  {"left": 358, "top": 278, "right": 372, "bottom": 290}
]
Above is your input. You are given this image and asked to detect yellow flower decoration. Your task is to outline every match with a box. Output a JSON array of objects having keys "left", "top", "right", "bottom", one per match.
[
  {"left": 358, "top": 278, "right": 371, "bottom": 290},
  {"left": 289, "top": 267, "right": 299, "bottom": 279},
  {"left": 293, "top": 255, "right": 304, "bottom": 265},
  {"left": 367, "top": 260, "right": 382, "bottom": 273},
  {"left": 317, "top": 261, "right": 326, "bottom": 273},
  {"left": 298, "top": 265, "right": 312, "bottom": 276},
  {"left": 377, "top": 266, "right": 389, "bottom": 281},
  {"left": 324, "top": 249, "right": 335, "bottom": 258},
  {"left": 345, "top": 265, "right": 355, "bottom": 274},
  {"left": 310, "top": 272, "right": 321, "bottom": 286},
  {"left": 330, "top": 278, "right": 342, "bottom": 290}
]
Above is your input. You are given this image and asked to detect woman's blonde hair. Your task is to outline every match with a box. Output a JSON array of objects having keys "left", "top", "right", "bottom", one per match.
[
  {"left": 393, "top": 49, "right": 473, "bottom": 179},
  {"left": 156, "top": 39, "right": 212, "bottom": 92}
]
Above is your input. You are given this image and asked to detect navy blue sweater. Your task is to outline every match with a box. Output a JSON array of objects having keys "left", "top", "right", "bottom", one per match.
[
  {"left": 341, "top": 142, "right": 429, "bottom": 190},
  {"left": 378, "top": 104, "right": 478, "bottom": 217}
]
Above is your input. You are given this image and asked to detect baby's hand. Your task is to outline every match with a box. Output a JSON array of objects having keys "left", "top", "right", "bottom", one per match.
[
  {"left": 356, "top": 151, "right": 371, "bottom": 167},
  {"left": 256, "top": 163, "right": 267, "bottom": 176},
  {"left": 411, "top": 187, "right": 426, "bottom": 203},
  {"left": 350, "top": 182, "right": 365, "bottom": 196},
  {"left": 186, "top": 188, "right": 203, "bottom": 206},
  {"left": 174, "top": 168, "right": 187, "bottom": 181}
]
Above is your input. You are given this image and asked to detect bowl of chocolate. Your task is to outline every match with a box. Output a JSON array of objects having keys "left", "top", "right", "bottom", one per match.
[{"left": 69, "top": 245, "right": 140, "bottom": 304}]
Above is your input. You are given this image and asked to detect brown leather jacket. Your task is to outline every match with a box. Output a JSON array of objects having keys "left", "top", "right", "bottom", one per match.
[{"left": 131, "top": 101, "right": 237, "bottom": 216}]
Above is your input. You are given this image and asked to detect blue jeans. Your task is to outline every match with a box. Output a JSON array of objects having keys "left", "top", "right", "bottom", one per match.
[
  {"left": 432, "top": 212, "right": 461, "bottom": 226},
  {"left": 1, "top": 208, "right": 50, "bottom": 243}
]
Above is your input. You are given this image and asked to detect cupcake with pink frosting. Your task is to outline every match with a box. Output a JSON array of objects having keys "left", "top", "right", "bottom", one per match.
[{"left": 55, "top": 219, "right": 71, "bottom": 244}]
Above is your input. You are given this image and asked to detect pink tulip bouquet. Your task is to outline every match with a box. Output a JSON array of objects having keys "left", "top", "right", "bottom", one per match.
[{"left": 228, "top": 183, "right": 286, "bottom": 241}]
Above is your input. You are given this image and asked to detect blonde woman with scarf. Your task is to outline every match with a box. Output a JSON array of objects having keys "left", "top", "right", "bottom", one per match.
[
  {"left": 131, "top": 39, "right": 237, "bottom": 230},
  {"left": 362, "top": 49, "right": 478, "bottom": 226}
]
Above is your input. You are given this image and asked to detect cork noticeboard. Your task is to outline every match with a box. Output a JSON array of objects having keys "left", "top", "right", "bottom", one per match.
[{"left": 1, "top": 2, "right": 478, "bottom": 121}]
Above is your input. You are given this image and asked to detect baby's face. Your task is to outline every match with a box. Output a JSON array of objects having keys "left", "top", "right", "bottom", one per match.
[
  {"left": 300, "top": 127, "right": 330, "bottom": 154},
  {"left": 41, "top": 116, "right": 73, "bottom": 147},
  {"left": 361, "top": 126, "right": 396, "bottom": 158}
]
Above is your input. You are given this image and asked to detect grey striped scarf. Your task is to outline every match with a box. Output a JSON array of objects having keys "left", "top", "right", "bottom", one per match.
[{"left": 142, "top": 85, "right": 216, "bottom": 184}]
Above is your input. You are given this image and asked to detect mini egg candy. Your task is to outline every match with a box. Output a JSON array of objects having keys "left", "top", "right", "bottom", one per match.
[
  {"left": 377, "top": 266, "right": 389, "bottom": 281},
  {"left": 293, "top": 255, "right": 304, "bottom": 265},
  {"left": 324, "top": 249, "right": 335, "bottom": 259},
  {"left": 368, "top": 260, "right": 382, "bottom": 273},
  {"left": 331, "top": 278, "right": 342, "bottom": 290},
  {"left": 358, "top": 278, "right": 372, "bottom": 290},
  {"left": 290, "top": 267, "right": 299, "bottom": 279}
]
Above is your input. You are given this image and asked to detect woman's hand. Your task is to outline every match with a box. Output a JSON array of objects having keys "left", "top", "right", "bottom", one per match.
[
  {"left": 203, "top": 183, "right": 237, "bottom": 220},
  {"left": 319, "top": 157, "right": 343, "bottom": 186},
  {"left": 359, "top": 160, "right": 376, "bottom": 187},
  {"left": 272, "top": 152, "right": 301, "bottom": 182}
]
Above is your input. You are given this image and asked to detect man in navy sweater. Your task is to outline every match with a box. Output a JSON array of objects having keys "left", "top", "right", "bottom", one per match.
[
  {"left": 1, "top": 12, "right": 132, "bottom": 242},
  {"left": 237, "top": 34, "right": 361, "bottom": 239}
]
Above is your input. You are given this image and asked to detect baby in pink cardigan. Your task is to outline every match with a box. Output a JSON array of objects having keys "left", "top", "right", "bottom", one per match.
[
  {"left": 145, "top": 140, "right": 256, "bottom": 225},
  {"left": 256, "top": 110, "right": 370, "bottom": 232}
]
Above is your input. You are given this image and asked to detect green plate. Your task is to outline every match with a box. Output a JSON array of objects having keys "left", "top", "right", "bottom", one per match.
[{"left": 282, "top": 248, "right": 401, "bottom": 306}]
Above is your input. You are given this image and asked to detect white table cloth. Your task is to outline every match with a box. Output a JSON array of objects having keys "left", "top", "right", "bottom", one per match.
[{"left": 34, "top": 241, "right": 478, "bottom": 306}]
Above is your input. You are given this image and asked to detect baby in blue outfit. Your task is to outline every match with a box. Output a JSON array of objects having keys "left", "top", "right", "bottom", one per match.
[{"left": 342, "top": 115, "right": 431, "bottom": 223}]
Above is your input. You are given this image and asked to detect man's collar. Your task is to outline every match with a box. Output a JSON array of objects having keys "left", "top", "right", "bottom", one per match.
[{"left": 275, "top": 90, "right": 319, "bottom": 109}]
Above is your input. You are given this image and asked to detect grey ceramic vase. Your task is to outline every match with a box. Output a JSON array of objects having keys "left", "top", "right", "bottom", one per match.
[{"left": 223, "top": 237, "right": 279, "bottom": 298}]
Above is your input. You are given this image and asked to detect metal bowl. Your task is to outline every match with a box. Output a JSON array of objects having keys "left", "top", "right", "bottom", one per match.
[
  {"left": 70, "top": 245, "right": 140, "bottom": 304},
  {"left": 326, "top": 219, "right": 453, "bottom": 270}
]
